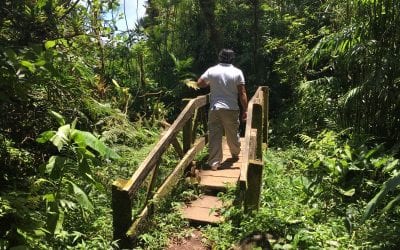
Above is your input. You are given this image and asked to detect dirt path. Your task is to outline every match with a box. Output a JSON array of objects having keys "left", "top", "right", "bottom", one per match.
[{"left": 166, "top": 229, "right": 210, "bottom": 250}]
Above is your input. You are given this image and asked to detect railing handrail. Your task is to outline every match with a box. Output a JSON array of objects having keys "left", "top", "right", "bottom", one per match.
[
  {"left": 122, "top": 94, "right": 209, "bottom": 196},
  {"left": 240, "top": 86, "right": 269, "bottom": 197}
]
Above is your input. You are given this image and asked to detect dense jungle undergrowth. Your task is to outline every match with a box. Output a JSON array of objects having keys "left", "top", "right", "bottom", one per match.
[
  {"left": 1, "top": 0, "right": 400, "bottom": 249},
  {"left": 126, "top": 129, "right": 400, "bottom": 250}
]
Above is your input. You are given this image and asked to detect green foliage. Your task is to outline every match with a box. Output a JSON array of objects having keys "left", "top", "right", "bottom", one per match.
[
  {"left": 302, "top": 0, "right": 400, "bottom": 142},
  {"left": 35, "top": 112, "right": 118, "bottom": 238},
  {"left": 363, "top": 166, "right": 400, "bottom": 222},
  {"left": 202, "top": 143, "right": 400, "bottom": 249}
]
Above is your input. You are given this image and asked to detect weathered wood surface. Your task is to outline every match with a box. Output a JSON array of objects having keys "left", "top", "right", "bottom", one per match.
[
  {"left": 199, "top": 175, "right": 238, "bottom": 190},
  {"left": 126, "top": 137, "right": 206, "bottom": 238},
  {"left": 183, "top": 136, "right": 243, "bottom": 223},
  {"left": 112, "top": 178, "right": 131, "bottom": 247},
  {"left": 181, "top": 195, "right": 224, "bottom": 224},
  {"left": 244, "top": 159, "right": 264, "bottom": 211},
  {"left": 154, "top": 137, "right": 206, "bottom": 199},
  {"left": 240, "top": 87, "right": 266, "bottom": 183},
  {"left": 262, "top": 87, "right": 269, "bottom": 144}
]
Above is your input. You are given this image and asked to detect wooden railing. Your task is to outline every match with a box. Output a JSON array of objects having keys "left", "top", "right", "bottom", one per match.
[
  {"left": 240, "top": 86, "right": 269, "bottom": 211},
  {"left": 112, "top": 86, "right": 269, "bottom": 247},
  {"left": 112, "top": 94, "right": 209, "bottom": 247}
]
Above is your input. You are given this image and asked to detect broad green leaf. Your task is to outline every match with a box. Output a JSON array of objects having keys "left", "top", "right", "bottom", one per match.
[
  {"left": 45, "top": 40, "right": 56, "bottom": 49},
  {"left": 71, "top": 129, "right": 102, "bottom": 150},
  {"left": 46, "top": 156, "right": 68, "bottom": 178},
  {"left": 66, "top": 180, "right": 94, "bottom": 212},
  {"left": 36, "top": 130, "right": 56, "bottom": 143},
  {"left": 20, "top": 60, "right": 35, "bottom": 73},
  {"left": 35, "top": 59, "right": 46, "bottom": 66},
  {"left": 71, "top": 130, "right": 120, "bottom": 159},
  {"left": 49, "top": 111, "right": 65, "bottom": 125},
  {"left": 51, "top": 124, "right": 70, "bottom": 151}
]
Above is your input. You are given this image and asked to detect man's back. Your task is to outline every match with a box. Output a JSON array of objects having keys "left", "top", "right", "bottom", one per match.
[{"left": 201, "top": 63, "right": 244, "bottom": 110}]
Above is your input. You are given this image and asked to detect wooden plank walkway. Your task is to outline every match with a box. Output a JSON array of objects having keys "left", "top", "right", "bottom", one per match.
[{"left": 182, "top": 137, "right": 244, "bottom": 224}]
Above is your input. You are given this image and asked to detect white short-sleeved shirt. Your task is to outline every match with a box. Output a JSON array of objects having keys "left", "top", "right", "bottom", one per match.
[{"left": 200, "top": 63, "right": 245, "bottom": 110}]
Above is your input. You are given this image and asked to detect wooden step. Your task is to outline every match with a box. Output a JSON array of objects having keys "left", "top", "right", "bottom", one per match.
[
  {"left": 199, "top": 159, "right": 241, "bottom": 190},
  {"left": 181, "top": 137, "right": 244, "bottom": 224},
  {"left": 181, "top": 195, "right": 224, "bottom": 224}
]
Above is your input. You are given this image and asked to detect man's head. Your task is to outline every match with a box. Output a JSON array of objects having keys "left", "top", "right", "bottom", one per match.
[{"left": 218, "top": 49, "right": 235, "bottom": 64}]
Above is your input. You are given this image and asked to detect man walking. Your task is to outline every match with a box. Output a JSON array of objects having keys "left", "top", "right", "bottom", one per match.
[{"left": 197, "top": 49, "right": 248, "bottom": 170}]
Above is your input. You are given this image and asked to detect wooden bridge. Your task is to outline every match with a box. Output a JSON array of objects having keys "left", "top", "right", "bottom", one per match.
[{"left": 112, "top": 86, "right": 269, "bottom": 248}]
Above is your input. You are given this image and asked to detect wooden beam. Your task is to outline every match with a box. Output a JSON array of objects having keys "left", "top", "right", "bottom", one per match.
[
  {"left": 240, "top": 92, "right": 262, "bottom": 183},
  {"left": 183, "top": 116, "right": 193, "bottom": 153},
  {"left": 126, "top": 206, "right": 149, "bottom": 239},
  {"left": 112, "top": 178, "right": 132, "bottom": 248},
  {"left": 244, "top": 159, "right": 264, "bottom": 212},
  {"left": 125, "top": 137, "right": 206, "bottom": 238},
  {"left": 155, "top": 137, "right": 205, "bottom": 199},
  {"left": 160, "top": 120, "right": 184, "bottom": 158},
  {"left": 123, "top": 95, "right": 208, "bottom": 196},
  {"left": 252, "top": 102, "right": 263, "bottom": 160},
  {"left": 145, "top": 161, "right": 160, "bottom": 204},
  {"left": 249, "top": 129, "right": 257, "bottom": 160},
  {"left": 191, "top": 109, "right": 200, "bottom": 144},
  {"left": 262, "top": 87, "right": 269, "bottom": 144}
]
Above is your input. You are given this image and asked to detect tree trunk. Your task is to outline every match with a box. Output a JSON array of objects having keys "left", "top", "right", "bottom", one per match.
[{"left": 198, "top": 0, "right": 222, "bottom": 53}]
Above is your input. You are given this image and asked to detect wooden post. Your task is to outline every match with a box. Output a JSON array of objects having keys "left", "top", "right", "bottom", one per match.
[
  {"left": 202, "top": 95, "right": 209, "bottom": 143},
  {"left": 244, "top": 160, "right": 263, "bottom": 212},
  {"left": 112, "top": 179, "right": 132, "bottom": 248},
  {"left": 252, "top": 102, "right": 263, "bottom": 160},
  {"left": 262, "top": 87, "right": 269, "bottom": 145},
  {"left": 182, "top": 99, "right": 193, "bottom": 152},
  {"left": 183, "top": 117, "right": 193, "bottom": 152}
]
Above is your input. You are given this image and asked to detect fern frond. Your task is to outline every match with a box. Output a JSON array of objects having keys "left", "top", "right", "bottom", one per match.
[
  {"left": 339, "top": 85, "right": 364, "bottom": 106},
  {"left": 297, "top": 134, "right": 315, "bottom": 146}
]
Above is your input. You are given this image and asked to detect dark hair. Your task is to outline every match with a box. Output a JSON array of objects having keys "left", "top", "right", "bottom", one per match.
[{"left": 218, "top": 49, "right": 235, "bottom": 64}]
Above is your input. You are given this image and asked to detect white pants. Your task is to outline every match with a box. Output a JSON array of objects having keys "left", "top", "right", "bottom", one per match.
[{"left": 208, "top": 109, "right": 241, "bottom": 166}]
